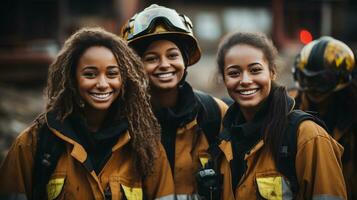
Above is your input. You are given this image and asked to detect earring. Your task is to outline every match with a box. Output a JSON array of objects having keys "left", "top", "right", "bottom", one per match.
[{"left": 79, "top": 99, "right": 85, "bottom": 108}]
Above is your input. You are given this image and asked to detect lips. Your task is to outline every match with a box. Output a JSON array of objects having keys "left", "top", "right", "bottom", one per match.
[
  {"left": 154, "top": 71, "right": 174, "bottom": 77},
  {"left": 238, "top": 89, "right": 258, "bottom": 95},
  {"left": 89, "top": 91, "right": 114, "bottom": 101},
  {"left": 152, "top": 72, "right": 176, "bottom": 81}
]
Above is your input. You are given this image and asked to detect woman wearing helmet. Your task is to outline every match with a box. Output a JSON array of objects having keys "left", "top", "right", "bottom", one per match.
[
  {"left": 293, "top": 36, "right": 357, "bottom": 199},
  {"left": 121, "top": 4, "right": 228, "bottom": 199}
]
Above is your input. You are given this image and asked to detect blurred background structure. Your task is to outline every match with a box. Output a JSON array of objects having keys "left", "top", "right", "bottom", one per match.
[{"left": 1, "top": 0, "right": 357, "bottom": 160}]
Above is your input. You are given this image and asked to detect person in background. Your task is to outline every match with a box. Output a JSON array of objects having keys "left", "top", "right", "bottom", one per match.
[
  {"left": 216, "top": 31, "right": 347, "bottom": 199},
  {"left": 293, "top": 36, "right": 356, "bottom": 199},
  {"left": 0, "top": 27, "right": 174, "bottom": 200},
  {"left": 121, "top": 4, "right": 228, "bottom": 199}
]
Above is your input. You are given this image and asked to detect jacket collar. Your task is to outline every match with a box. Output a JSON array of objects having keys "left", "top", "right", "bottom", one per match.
[
  {"left": 221, "top": 89, "right": 296, "bottom": 141},
  {"left": 46, "top": 111, "right": 128, "bottom": 146},
  {"left": 221, "top": 97, "right": 270, "bottom": 142},
  {"left": 155, "top": 82, "right": 199, "bottom": 128}
]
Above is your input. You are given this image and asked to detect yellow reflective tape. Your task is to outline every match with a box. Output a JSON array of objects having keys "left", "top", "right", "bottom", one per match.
[
  {"left": 199, "top": 157, "right": 209, "bottom": 168},
  {"left": 256, "top": 176, "right": 283, "bottom": 200},
  {"left": 47, "top": 178, "right": 65, "bottom": 200},
  {"left": 121, "top": 184, "right": 143, "bottom": 200}
]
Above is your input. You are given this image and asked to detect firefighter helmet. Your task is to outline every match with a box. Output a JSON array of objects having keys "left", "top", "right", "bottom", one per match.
[
  {"left": 120, "top": 4, "right": 201, "bottom": 66},
  {"left": 293, "top": 36, "right": 355, "bottom": 93}
]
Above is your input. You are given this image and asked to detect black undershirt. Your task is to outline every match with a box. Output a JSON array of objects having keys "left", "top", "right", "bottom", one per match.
[
  {"left": 69, "top": 114, "right": 128, "bottom": 174},
  {"left": 223, "top": 100, "right": 270, "bottom": 189},
  {"left": 155, "top": 82, "right": 199, "bottom": 173}
]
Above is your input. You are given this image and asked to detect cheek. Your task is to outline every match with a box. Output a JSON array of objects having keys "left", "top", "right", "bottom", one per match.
[
  {"left": 223, "top": 77, "right": 236, "bottom": 90},
  {"left": 77, "top": 79, "right": 90, "bottom": 90},
  {"left": 143, "top": 64, "right": 155, "bottom": 74},
  {"left": 113, "top": 80, "right": 122, "bottom": 89}
]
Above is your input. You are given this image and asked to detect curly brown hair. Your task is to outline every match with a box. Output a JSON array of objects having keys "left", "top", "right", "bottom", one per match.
[{"left": 43, "top": 27, "right": 161, "bottom": 177}]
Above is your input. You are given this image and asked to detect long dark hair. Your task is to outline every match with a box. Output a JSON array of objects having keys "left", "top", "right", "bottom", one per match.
[
  {"left": 216, "top": 32, "right": 290, "bottom": 163},
  {"left": 40, "top": 27, "right": 161, "bottom": 177}
]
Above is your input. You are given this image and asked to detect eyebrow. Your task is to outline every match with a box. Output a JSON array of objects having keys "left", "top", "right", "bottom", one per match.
[
  {"left": 107, "top": 65, "right": 119, "bottom": 69},
  {"left": 144, "top": 47, "right": 180, "bottom": 55},
  {"left": 226, "top": 62, "right": 262, "bottom": 69},
  {"left": 167, "top": 47, "right": 180, "bottom": 52},
  {"left": 80, "top": 65, "right": 119, "bottom": 71},
  {"left": 81, "top": 66, "right": 97, "bottom": 71}
]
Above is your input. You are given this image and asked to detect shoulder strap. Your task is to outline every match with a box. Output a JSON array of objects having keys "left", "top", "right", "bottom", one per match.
[
  {"left": 33, "top": 124, "right": 65, "bottom": 200},
  {"left": 194, "top": 90, "right": 222, "bottom": 147},
  {"left": 278, "top": 109, "right": 327, "bottom": 196}
]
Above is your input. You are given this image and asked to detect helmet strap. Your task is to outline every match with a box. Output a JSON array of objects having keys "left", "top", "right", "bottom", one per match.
[{"left": 178, "top": 69, "right": 188, "bottom": 88}]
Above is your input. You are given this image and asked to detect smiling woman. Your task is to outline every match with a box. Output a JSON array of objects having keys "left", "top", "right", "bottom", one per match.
[
  {"left": 216, "top": 31, "right": 347, "bottom": 200},
  {"left": 121, "top": 4, "right": 228, "bottom": 199},
  {"left": 76, "top": 46, "right": 122, "bottom": 121},
  {"left": 141, "top": 40, "right": 185, "bottom": 91},
  {"left": 223, "top": 44, "right": 274, "bottom": 121},
  {"left": 0, "top": 27, "right": 175, "bottom": 200}
]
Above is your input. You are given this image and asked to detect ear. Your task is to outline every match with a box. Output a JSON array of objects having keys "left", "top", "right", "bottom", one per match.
[{"left": 270, "top": 70, "right": 277, "bottom": 80}]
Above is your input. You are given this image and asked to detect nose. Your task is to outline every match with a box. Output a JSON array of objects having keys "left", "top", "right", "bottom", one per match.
[
  {"left": 96, "top": 75, "right": 109, "bottom": 89},
  {"left": 240, "top": 72, "right": 253, "bottom": 85},
  {"left": 159, "top": 56, "right": 170, "bottom": 69}
]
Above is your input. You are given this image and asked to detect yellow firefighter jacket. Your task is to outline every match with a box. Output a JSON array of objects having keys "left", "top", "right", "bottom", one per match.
[
  {"left": 298, "top": 92, "right": 357, "bottom": 200},
  {"left": 0, "top": 116, "right": 175, "bottom": 200},
  {"left": 156, "top": 83, "right": 228, "bottom": 199},
  {"left": 219, "top": 114, "right": 347, "bottom": 199}
]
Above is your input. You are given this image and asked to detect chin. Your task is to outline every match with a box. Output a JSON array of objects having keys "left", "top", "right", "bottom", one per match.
[
  {"left": 237, "top": 100, "right": 260, "bottom": 109},
  {"left": 152, "top": 83, "right": 178, "bottom": 91},
  {"left": 88, "top": 103, "right": 112, "bottom": 111}
]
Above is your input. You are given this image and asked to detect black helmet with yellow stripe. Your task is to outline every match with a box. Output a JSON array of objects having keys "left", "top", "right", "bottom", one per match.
[
  {"left": 120, "top": 4, "right": 201, "bottom": 66},
  {"left": 293, "top": 36, "right": 355, "bottom": 93}
]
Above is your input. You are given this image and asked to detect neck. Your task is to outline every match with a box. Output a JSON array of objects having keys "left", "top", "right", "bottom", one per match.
[
  {"left": 150, "top": 87, "right": 179, "bottom": 110},
  {"left": 241, "top": 108, "right": 256, "bottom": 123},
  {"left": 84, "top": 108, "right": 107, "bottom": 132}
]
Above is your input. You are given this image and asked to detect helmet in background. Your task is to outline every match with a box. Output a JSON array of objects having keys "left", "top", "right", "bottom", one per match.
[
  {"left": 293, "top": 36, "right": 355, "bottom": 93},
  {"left": 121, "top": 4, "right": 201, "bottom": 66}
]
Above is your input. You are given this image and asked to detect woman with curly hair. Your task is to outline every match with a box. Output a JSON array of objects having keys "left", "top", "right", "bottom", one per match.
[{"left": 0, "top": 27, "right": 174, "bottom": 200}]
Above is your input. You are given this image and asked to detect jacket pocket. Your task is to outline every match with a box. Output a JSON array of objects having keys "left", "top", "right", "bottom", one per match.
[
  {"left": 109, "top": 176, "right": 143, "bottom": 200},
  {"left": 120, "top": 184, "right": 143, "bottom": 200},
  {"left": 256, "top": 175, "right": 293, "bottom": 200},
  {"left": 47, "top": 174, "right": 66, "bottom": 200}
]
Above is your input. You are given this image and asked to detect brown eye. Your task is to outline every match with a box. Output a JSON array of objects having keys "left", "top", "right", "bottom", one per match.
[
  {"left": 168, "top": 53, "right": 179, "bottom": 59},
  {"left": 143, "top": 55, "right": 158, "bottom": 63},
  {"left": 226, "top": 69, "right": 240, "bottom": 77},
  {"left": 82, "top": 71, "right": 97, "bottom": 78},
  {"left": 251, "top": 67, "right": 262, "bottom": 74},
  {"left": 107, "top": 69, "right": 120, "bottom": 78}
]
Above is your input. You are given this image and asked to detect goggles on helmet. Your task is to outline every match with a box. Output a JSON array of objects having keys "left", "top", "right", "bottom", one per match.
[
  {"left": 123, "top": 5, "right": 193, "bottom": 41},
  {"left": 294, "top": 68, "right": 352, "bottom": 93}
]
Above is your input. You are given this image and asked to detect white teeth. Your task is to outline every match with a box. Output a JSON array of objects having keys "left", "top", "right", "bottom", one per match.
[
  {"left": 239, "top": 89, "right": 258, "bottom": 95},
  {"left": 90, "top": 92, "right": 111, "bottom": 99},
  {"left": 156, "top": 72, "right": 174, "bottom": 78}
]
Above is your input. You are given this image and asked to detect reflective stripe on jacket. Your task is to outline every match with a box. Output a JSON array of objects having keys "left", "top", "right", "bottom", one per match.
[
  {"left": 0, "top": 122, "right": 175, "bottom": 200},
  {"left": 219, "top": 120, "right": 347, "bottom": 200}
]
